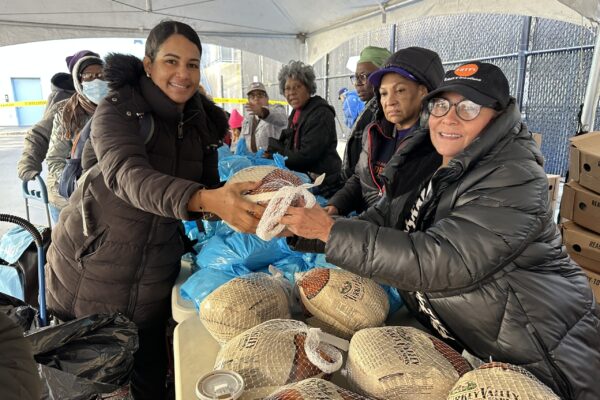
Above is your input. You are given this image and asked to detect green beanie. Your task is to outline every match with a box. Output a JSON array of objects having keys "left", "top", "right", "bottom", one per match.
[{"left": 357, "top": 46, "right": 392, "bottom": 68}]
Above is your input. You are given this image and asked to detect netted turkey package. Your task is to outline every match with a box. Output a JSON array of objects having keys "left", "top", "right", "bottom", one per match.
[
  {"left": 226, "top": 166, "right": 320, "bottom": 241},
  {"left": 297, "top": 268, "right": 389, "bottom": 339},
  {"left": 264, "top": 378, "right": 370, "bottom": 400},
  {"left": 447, "top": 362, "right": 559, "bottom": 400},
  {"left": 346, "top": 326, "right": 472, "bottom": 400},
  {"left": 214, "top": 319, "right": 343, "bottom": 400},
  {"left": 199, "top": 272, "right": 291, "bottom": 344}
]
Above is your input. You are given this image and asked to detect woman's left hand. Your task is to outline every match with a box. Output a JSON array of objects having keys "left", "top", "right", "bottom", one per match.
[{"left": 279, "top": 204, "right": 334, "bottom": 242}]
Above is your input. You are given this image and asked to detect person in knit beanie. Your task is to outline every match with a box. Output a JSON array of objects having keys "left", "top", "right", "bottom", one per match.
[
  {"left": 17, "top": 49, "right": 100, "bottom": 187},
  {"left": 65, "top": 49, "right": 100, "bottom": 74},
  {"left": 45, "top": 54, "right": 106, "bottom": 219},
  {"left": 228, "top": 108, "right": 243, "bottom": 151},
  {"left": 326, "top": 46, "right": 442, "bottom": 217}
]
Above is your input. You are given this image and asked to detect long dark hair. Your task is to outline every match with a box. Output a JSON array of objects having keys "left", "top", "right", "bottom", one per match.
[{"left": 145, "top": 20, "right": 202, "bottom": 61}]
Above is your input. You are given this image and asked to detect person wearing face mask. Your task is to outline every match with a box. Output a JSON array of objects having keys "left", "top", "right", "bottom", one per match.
[
  {"left": 326, "top": 47, "right": 443, "bottom": 216},
  {"left": 17, "top": 50, "right": 99, "bottom": 183},
  {"left": 45, "top": 55, "right": 107, "bottom": 222},
  {"left": 44, "top": 20, "right": 262, "bottom": 399}
]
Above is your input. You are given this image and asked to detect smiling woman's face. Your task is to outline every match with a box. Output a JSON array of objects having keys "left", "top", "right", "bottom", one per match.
[
  {"left": 428, "top": 91, "right": 497, "bottom": 166},
  {"left": 143, "top": 33, "right": 201, "bottom": 106}
]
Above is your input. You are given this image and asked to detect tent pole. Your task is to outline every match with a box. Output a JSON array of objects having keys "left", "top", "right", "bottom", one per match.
[
  {"left": 580, "top": 32, "right": 600, "bottom": 132},
  {"left": 516, "top": 16, "right": 531, "bottom": 111}
]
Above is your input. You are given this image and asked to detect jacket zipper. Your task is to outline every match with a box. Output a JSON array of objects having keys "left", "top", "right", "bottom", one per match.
[
  {"left": 526, "top": 323, "right": 573, "bottom": 399},
  {"left": 126, "top": 115, "right": 184, "bottom": 319},
  {"left": 367, "top": 127, "right": 384, "bottom": 197}
]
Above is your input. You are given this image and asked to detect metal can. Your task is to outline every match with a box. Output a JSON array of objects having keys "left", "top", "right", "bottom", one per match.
[{"left": 195, "top": 369, "right": 244, "bottom": 400}]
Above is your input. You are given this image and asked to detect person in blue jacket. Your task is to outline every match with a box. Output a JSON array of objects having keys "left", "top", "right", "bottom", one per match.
[{"left": 339, "top": 87, "right": 364, "bottom": 129}]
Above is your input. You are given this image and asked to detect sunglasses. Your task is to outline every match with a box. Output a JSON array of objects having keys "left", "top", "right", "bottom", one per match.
[
  {"left": 248, "top": 92, "right": 267, "bottom": 100},
  {"left": 350, "top": 72, "right": 370, "bottom": 85},
  {"left": 80, "top": 72, "right": 104, "bottom": 82},
  {"left": 428, "top": 97, "right": 485, "bottom": 121}
]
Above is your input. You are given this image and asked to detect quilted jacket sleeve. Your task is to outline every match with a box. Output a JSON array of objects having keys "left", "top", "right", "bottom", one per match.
[
  {"left": 90, "top": 99, "right": 203, "bottom": 221},
  {"left": 325, "top": 162, "right": 548, "bottom": 293}
]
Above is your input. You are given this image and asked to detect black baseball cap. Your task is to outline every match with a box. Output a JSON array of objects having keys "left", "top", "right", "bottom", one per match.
[
  {"left": 368, "top": 46, "right": 444, "bottom": 91},
  {"left": 424, "top": 62, "right": 510, "bottom": 109}
]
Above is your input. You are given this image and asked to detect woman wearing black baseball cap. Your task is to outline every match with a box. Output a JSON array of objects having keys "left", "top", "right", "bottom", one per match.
[{"left": 282, "top": 61, "right": 600, "bottom": 399}]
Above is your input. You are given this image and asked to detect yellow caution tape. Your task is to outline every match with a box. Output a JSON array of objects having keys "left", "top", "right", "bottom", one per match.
[
  {"left": 0, "top": 100, "right": 47, "bottom": 108},
  {"left": 213, "top": 97, "right": 288, "bottom": 106},
  {"left": 0, "top": 98, "right": 288, "bottom": 108}
]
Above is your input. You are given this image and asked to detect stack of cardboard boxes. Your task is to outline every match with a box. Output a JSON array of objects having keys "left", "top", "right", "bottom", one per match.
[{"left": 560, "top": 132, "right": 600, "bottom": 302}]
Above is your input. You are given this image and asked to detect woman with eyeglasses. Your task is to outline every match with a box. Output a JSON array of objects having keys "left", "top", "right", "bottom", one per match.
[
  {"left": 266, "top": 60, "right": 342, "bottom": 198},
  {"left": 281, "top": 62, "right": 600, "bottom": 399},
  {"left": 339, "top": 46, "right": 391, "bottom": 184},
  {"left": 45, "top": 54, "right": 107, "bottom": 222}
]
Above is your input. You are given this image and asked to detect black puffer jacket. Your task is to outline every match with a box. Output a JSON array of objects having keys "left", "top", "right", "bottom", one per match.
[
  {"left": 340, "top": 96, "right": 378, "bottom": 183},
  {"left": 323, "top": 101, "right": 600, "bottom": 399},
  {"left": 267, "top": 95, "right": 341, "bottom": 197},
  {"left": 45, "top": 54, "right": 227, "bottom": 328},
  {"left": 329, "top": 117, "right": 418, "bottom": 215}
]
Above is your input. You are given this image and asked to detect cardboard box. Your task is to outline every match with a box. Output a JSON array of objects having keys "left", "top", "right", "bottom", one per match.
[
  {"left": 562, "top": 220, "right": 600, "bottom": 273},
  {"left": 547, "top": 174, "right": 561, "bottom": 202},
  {"left": 560, "top": 181, "right": 600, "bottom": 235},
  {"left": 569, "top": 131, "right": 600, "bottom": 194},
  {"left": 581, "top": 267, "right": 600, "bottom": 304},
  {"left": 532, "top": 132, "right": 542, "bottom": 148}
]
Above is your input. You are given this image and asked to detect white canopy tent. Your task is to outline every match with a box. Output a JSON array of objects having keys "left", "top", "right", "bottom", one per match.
[{"left": 1, "top": 0, "right": 599, "bottom": 127}]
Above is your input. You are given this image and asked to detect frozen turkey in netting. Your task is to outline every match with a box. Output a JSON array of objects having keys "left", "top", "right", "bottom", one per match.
[
  {"left": 199, "top": 272, "right": 291, "bottom": 344},
  {"left": 225, "top": 166, "right": 323, "bottom": 240},
  {"left": 346, "top": 326, "right": 472, "bottom": 400},
  {"left": 447, "top": 362, "right": 560, "bottom": 400},
  {"left": 297, "top": 268, "right": 389, "bottom": 339},
  {"left": 214, "top": 319, "right": 343, "bottom": 400},
  {"left": 263, "top": 378, "right": 370, "bottom": 400}
]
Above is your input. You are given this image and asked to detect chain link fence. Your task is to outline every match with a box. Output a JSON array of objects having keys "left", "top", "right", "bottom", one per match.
[{"left": 238, "top": 14, "right": 599, "bottom": 175}]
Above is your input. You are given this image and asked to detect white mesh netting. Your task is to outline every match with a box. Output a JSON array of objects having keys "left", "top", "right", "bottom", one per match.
[
  {"left": 346, "top": 326, "right": 472, "bottom": 399},
  {"left": 447, "top": 362, "right": 560, "bottom": 400},
  {"left": 297, "top": 268, "right": 389, "bottom": 339},
  {"left": 263, "top": 378, "right": 370, "bottom": 400},
  {"left": 199, "top": 272, "right": 292, "bottom": 344},
  {"left": 226, "top": 166, "right": 322, "bottom": 241},
  {"left": 214, "top": 319, "right": 344, "bottom": 400}
]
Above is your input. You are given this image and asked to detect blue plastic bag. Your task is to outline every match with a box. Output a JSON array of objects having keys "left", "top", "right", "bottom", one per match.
[
  {"left": 180, "top": 267, "right": 240, "bottom": 310},
  {"left": 0, "top": 225, "right": 45, "bottom": 264},
  {"left": 195, "top": 230, "right": 294, "bottom": 273},
  {"left": 218, "top": 144, "right": 233, "bottom": 159},
  {"left": 218, "top": 155, "right": 253, "bottom": 182},
  {"left": 382, "top": 285, "right": 404, "bottom": 314},
  {"left": 0, "top": 264, "right": 24, "bottom": 300}
]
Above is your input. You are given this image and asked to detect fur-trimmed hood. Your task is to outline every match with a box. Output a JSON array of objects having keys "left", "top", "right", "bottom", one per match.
[{"left": 104, "top": 53, "right": 146, "bottom": 91}]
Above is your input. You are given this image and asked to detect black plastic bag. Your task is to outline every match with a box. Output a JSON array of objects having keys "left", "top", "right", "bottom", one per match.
[
  {"left": 0, "top": 292, "right": 38, "bottom": 332},
  {"left": 26, "top": 313, "right": 138, "bottom": 400}
]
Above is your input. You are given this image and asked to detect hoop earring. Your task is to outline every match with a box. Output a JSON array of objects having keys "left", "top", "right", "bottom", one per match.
[{"left": 146, "top": 72, "right": 151, "bottom": 78}]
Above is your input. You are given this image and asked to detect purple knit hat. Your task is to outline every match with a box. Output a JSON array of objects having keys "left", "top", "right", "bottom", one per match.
[{"left": 65, "top": 50, "right": 100, "bottom": 73}]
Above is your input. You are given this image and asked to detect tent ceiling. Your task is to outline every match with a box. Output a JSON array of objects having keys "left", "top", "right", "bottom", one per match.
[{"left": 0, "top": 0, "right": 598, "bottom": 63}]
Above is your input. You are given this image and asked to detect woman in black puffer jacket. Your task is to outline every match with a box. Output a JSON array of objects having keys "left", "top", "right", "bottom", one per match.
[{"left": 282, "top": 62, "right": 600, "bottom": 399}]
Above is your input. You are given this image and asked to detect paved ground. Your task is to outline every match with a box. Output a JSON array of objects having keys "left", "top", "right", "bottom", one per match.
[{"left": 0, "top": 132, "right": 51, "bottom": 237}]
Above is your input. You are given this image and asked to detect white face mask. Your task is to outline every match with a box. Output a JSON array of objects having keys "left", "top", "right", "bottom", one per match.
[{"left": 82, "top": 79, "right": 109, "bottom": 105}]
